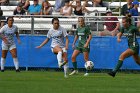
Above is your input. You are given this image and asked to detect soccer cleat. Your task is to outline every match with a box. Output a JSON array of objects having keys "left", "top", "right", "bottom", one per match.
[
  {"left": 1, "top": 70, "right": 4, "bottom": 72},
  {"left": 58, "top": 63, "right": 63, "bottom": 68},
  {"left": 60, "top": 61, "right": 67, "bottom": 68},
  {"left": 69, "top": 70, "right": 78, "bottom": 75},
  {"left": 84, "top": 73, "right": 89, "bottom": 76},
  {"left": 64, "top": 75, "right": 68, "bottom": 78},
  {"left": 16, "top": 69, "right": 20, "bottom": 72},
  {"left": 108, "top": 71, "right": 116, "bottom": 77}
]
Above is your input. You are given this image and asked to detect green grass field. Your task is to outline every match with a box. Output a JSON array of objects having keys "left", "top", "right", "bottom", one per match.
[{"left": 0, "top": 71, "right": 140, "bottom": 93}]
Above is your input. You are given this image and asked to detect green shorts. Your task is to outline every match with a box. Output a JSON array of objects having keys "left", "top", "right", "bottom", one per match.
[
  {"left": 129, "top": 45, "right": 139, "bottom": 55},
  {"left": 75, "top": 46, "right": 90, "bottom": 53}
]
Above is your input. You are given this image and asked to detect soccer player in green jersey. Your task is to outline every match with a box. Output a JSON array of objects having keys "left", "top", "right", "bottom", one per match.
[
  {"left": 69, "top": 17, "right": 92, "bottom": 76},
  {"left": 108, "top": 17, "right": 140, "bottom": 77}
]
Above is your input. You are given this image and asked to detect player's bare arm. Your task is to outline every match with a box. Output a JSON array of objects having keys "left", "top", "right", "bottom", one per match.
[
  {"left": 117, "top": 32, "right": 123, "bottom": 42},
  {"left": 72, "top": 35, "right": 78, "bottom": 48},
  {"left": 65, "top": 36, "right": 69, "bottom": 50},
  {"left": 15, "top": 32, "right": 21, "bottom": 44},
  {"left": 84, "top": 34, "right": 92, "bottom": 48},
  {"left": 0, "top": 29, "right": 8, "bottom": 44},
  {"left": 36, "top": 38, "right": 50, "bottom": 48}
]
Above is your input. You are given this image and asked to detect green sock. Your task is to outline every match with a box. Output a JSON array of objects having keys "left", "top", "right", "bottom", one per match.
[
  {"left": 72, "top": 62, "right": 77, "bottom": 70},
  {"left": 113, "top": 60, "right": 123, "bottom": 73}
]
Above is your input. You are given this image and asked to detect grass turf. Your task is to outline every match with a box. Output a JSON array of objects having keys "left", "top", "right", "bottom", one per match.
[{"left": 0, "top": 71, "right": 140, "bottom": 93}]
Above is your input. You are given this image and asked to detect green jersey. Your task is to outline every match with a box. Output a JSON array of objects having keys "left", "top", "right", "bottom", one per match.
[
  {"left": 76, "top": 25, "right": 91, "bottom": 47},
  {"left": 120, "top": 25, "right": 139, "bottom": 54}
]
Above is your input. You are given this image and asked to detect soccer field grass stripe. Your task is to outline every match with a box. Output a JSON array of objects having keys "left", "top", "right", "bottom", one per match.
[{"left": 0, "top": 71, "right": 140, "bottom": 93}]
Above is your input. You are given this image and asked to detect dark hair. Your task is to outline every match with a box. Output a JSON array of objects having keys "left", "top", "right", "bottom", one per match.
[
  {"left": 0, "top": 9, "right": 3, "bottom": 16},
  {"left": 17, "top": 2, "right": 23, "bottom": 7},
  {"left": 78, "top": 17, "right": 85, "bottom": 21},
  {"left": 52, "top": 17, "right": 59, "bottom": 24},
  {"left": 7, "top": 16, "right": 14, "bottom": 23},
  {"left": 122, "top": 17, "right": 131, "bottom": 24},
  {"left": 99, "top": 0, "right": 103, "bottom": 7},
  {"left": 65, "top": 0, "right": 70, "bottom": 3}
]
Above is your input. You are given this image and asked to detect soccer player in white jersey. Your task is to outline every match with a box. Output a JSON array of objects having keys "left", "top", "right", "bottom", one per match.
[
  {"left": 36, "top": 17, "right": 69, "bottom": 77},
  {"left": 0, "top": 17, "right": 21, "bottom": 72}
]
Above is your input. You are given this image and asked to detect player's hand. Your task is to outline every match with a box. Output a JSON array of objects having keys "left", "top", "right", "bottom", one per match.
[
  {"left": 35, "top": 46, "right": 42, "bottom": 49},
  {"left": 2, "top": 37, "right": 8, "bottom": 44},
  {"left": 65, "top": 46, "right": 68, "bottom": 50},
  {"left": 84, "top": 43, "right": 88, "bottom": 48},
  {"left": 117, "top": 38, "right": 121, "bottom": 42},
  {"left": 18, "top": 39, "right": 21, "bottom": 44},
  {"left": 72, "top": 44, "right": 75, "bottom": 50}
]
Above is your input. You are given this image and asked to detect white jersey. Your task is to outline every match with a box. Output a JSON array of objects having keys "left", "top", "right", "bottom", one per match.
[
  {"left": 0, "top": 24, "right": 18, "bottom": 45},
  {"left": 47, "top": 26, "right": 68, "bottom": 48}
]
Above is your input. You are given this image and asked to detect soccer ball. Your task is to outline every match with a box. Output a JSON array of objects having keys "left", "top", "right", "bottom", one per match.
[{"left": 85, "top": 61, "right": 94, "bottom": 70}]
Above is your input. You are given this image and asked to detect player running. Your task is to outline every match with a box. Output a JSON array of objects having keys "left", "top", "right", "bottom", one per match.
[{"left": 108, "top": 17, "right": 140, "bottom": 77}]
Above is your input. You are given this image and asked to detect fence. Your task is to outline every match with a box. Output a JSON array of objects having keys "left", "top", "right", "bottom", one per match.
[
  {"left": 5, "top": 15, "right": 140, "bottom": 35},
  {"left": 1, "top": 36, "right": 140, "bottom": 71},
  {"left": 1, "top": 15, "right": 140, "bottom": 71}
]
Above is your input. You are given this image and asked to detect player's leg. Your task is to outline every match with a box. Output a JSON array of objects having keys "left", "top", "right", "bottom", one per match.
[
  {"left": 132, "top": 46, "right": 140, "bottom": 65},
  {"left": 69, "top": 49, "right": 80, "bottom": 75},
  {"left": 62, "top": 48, "right": 69, "bottom": 77},
  {"left": 1, "top": 44, "right": 8, "bottom": 72},
  {"left": 61, "top": 48, "right": 68, "bottom": 67},
  {"left": 53, "top": 46, "right": 63, "bottom": 68},
  {"left": 108, "top": 49, "right": 134, "bottom": 77},
  {"left": 1, "top": 50, "right": 8, "bottom": 72},
  {"left": 83, "top": 49, "right": 90, "bottom": 76},
  {"left": 133, "top": 54, "right": 140, "bottom": 65},
  {"left": 10, "top": 47, "right": 20, "bottom": 72}
]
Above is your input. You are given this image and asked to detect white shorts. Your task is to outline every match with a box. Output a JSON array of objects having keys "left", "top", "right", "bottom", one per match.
[
  {"left": 51, "top": 47, "right": 67, "bottom": 53},
  {"left": 1, "top": 44, "right": 16, "bottom": 50}
]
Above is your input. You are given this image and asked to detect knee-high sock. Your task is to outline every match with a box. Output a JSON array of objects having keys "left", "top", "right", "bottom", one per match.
[
  {"left": 1, "top": 58, "right": 6, "bottom": 70},
  {"left": 13, "top": 58, "right": 19, "bottom": 70},
  {"left": 57, "top": 51, "right": 62, "bottom": 65},
  {"left": 64, "top": 63, "right": 69, "bottom": 76},
  {"left": 72, "top": 62, "right": 77, "bottom": 70},
  {"left": 113, "top": 60, "right": 123, "bottom": 73}
]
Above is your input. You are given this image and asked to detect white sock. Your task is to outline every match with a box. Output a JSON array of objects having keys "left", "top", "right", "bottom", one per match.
[
  {"left": 13, "top": 58, "right": 19, "bottom": 70},
  {"left": 57, "top": 51, "right": 62, "bottom": 65},
  {"left": 1, "top": 58, "right": 6, "bottom": 70},
  {"left": 64, "top": 63, "right": 69, "bottom": 76}
]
